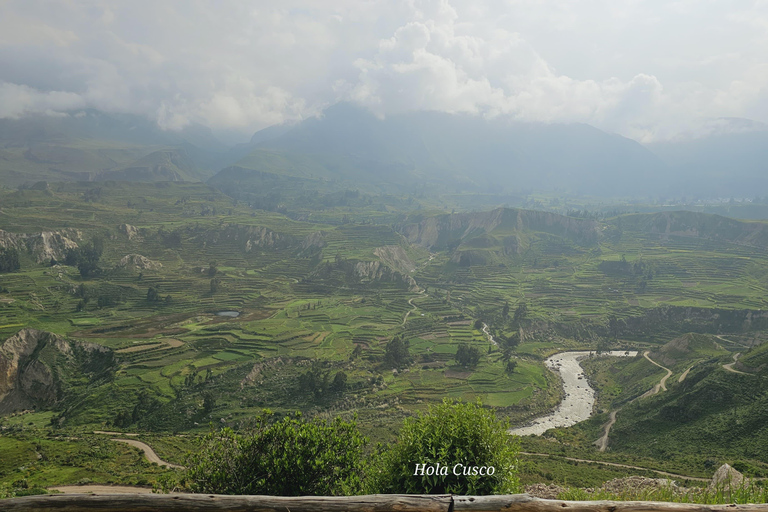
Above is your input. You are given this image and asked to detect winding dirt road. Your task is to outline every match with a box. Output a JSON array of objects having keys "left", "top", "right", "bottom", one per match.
[
  {"left": 723, "top": 352, "right": 752, "bottom": 375},
  {"left": 402, "top": 296, "right": 418, "bottom": 325},
  {"left": 594, "top": 410, "right": 618, "bottom": 452},
  {"left": 111, "top": 439, "right": 185, "bottom": 469},
  {"left": 639, "top": 351, "right": 672, "bottom": 398}
]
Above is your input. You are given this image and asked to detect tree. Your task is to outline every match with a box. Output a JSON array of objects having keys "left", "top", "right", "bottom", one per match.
[
  {"left": 331, "top": 371, "right": 347, "bottom": 393},
  {"left": 384, "top": 335, "right": 411, "bottom": 369},
  {"left": 147, "top": 287, "right": 160, "bottom": 302},
  {"left": 455, "top": 344, "right": 481, "bottom": 368},
  {"left": 0, "top": 247, "right": 20, "bottom": 273},
  {"left": 512, "top": 302, "right": 528, "bottom": 327},
  {"left": 65, "top": 240, "right": 103, "bottom": 277},
  {"left": 368, "top": 399, "right": 520, "bottom": 495},
  {"left": 185, "top": 412, "right": 367, "bottom": 496}
]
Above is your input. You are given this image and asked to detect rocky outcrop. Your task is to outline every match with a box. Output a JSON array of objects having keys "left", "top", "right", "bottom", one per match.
[
  {"left": 195, "top": 224, "right": 293, "bottom": 252},
  {"left": 353, "top": 260, "right": 418, "bottom": 290},
  {"left": 116, "top": 254, "right": 162, "bottom": 270},
  {"left": 373, "top": 245, "right": 415, "bottom": 274},
  {"left": 118, "top": 223, "right": 142, "bottom": 241},
  {"left": 710, "top": 464, "right": 747, "bottom": 491},
  {"left": 306, "top": 258, "right": 418, "bottom": 291},
  {"left": 301, "top": 231, "right": 327, "bottom": 251},
  {"left": 0, "top": 228, "right": 82, "bottom": 263},
  {"left": 0, "top": 329, "right": 114, "bottom": 415}
]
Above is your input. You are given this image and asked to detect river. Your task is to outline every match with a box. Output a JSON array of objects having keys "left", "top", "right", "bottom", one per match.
[{"left": 508, "top": 350, "right": 638, "bottom": 436}]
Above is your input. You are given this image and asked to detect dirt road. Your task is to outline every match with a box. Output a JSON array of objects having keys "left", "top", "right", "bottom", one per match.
[
  {"left": 520, "top": 452, "right": 710, "bottom": 482},
  {"left": 723, "top": 352, "right": 752, "bottom": 375},
  {"left": 112, "top": 439, "right": 185, "bottom": 469},
  {"left": 593, "top": 410, "right": 618, "bottom": 452},
  {"left": 640, "top": 351, "right": 672, "bottom": 397}
]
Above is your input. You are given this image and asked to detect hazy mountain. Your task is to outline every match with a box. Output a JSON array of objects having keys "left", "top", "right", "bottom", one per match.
[
  {"left": 228, "top": 103, "right": 668, "bottom": 197},
  {"left": 0, "top": 110, "right": 227, "bottom": 186},
  {"left": 645, "top": 119, "right": 768, "bottom": 199}
]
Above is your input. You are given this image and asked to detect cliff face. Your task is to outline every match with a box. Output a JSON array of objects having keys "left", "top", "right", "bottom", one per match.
[
  {"left": 0, "top": 329, "right": 114, "bottom": 415},
  {"left": 0, "top": 228, "right": 82, "bottom": 263},
  {"left": 397, "top": 208, "right": 599, "bottom": 250}
]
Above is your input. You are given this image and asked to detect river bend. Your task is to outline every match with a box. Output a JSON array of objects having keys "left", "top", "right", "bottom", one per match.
[{"left": 509, "top": 350, "right": 637, "bottom": 436}]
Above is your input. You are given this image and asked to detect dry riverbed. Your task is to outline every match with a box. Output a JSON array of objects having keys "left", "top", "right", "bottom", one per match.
[{"left": 509, "top": 350, "right": 637, "bottom": 436}]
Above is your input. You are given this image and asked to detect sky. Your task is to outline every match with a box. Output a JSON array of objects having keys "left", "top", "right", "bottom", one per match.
[{"left": 1, "top": 0, "right": 767, "bottom": 143}]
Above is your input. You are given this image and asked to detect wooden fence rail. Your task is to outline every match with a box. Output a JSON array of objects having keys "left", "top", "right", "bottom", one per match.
[{"left": 4, "top": 493, "right": 768, "bottom": 512}]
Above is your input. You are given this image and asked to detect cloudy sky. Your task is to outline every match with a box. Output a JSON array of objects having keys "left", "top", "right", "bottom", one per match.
[{"left": 1, "top": 0, "right": 767, "bottom": 142}]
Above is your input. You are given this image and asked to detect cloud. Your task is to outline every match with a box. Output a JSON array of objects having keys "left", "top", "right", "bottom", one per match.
[{"left": 0, "top": 0, "right": 767, "bottom": 141}]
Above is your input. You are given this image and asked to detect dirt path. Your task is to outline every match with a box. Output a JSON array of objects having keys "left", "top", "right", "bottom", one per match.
[
  {"left": 520, "top": 452, "right": 710, "bottom": 482},
  {"left": 723, "top": 352, "right": 752, "bottom": 375},
  {"left": 595, "top": 352, "right": 673, "bottom": 451},
  {"left": 48, "top": 485, "right": 154, "bottom": 494},
  {"left": 112, "top": 439, "right": 185, "bottom": 469},
  {"left": 678, "top": 365, "right": 693, "bottom": 383},
  {"left": 594, "top": 409, "right": 618, "bottom": 452},
  {"left": 640, "top": 351, "right": 672, "bottom": 396},
  {"left": 402, "top": 296, "right": 418, "bottom": 325}
]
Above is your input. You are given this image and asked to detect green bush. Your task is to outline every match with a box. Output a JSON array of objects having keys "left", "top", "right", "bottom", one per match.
[
  {"left": 368, "top": 399, "right": 520, "bottom": 495},
  {"left": 186, "top": 412, "right": 367, "bottom": 496}
]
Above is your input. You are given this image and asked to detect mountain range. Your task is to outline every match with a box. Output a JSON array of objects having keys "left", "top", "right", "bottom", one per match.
[{"left": 1, "top": 105, "right": 767, "bottom": 201}]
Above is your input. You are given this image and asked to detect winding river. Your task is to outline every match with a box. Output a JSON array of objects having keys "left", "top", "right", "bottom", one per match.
[{"left": 509, "top": 350, "right": 637, "bottom": 436}]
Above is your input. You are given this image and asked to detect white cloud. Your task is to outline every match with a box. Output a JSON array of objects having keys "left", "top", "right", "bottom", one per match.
[{"left": 0, "top": 0, "right": 767, "bottom": 141}]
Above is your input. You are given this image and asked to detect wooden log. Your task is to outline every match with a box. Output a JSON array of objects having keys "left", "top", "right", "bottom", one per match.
[
  {"left": 454, "top": 495, "right": 768, "bottom": 512},
  {"left": 0, "top": 493, "right": 451, "bottom": 512},
  {"left": 4, "top": 494, "right": 768, "bottom": 512}
]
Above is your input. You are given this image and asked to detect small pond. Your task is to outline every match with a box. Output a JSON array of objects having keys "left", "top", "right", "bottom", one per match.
[{"left": 215, "top": 311, "right": 240, "bottom": 317}]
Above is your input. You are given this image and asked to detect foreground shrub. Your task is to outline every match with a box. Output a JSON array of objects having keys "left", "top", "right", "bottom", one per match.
[
  {"left": 368, "top": 399, "right": 520, "bottom": 495},
  {"left": 186, "top": 412, "right": 366, "bottom": 496}
]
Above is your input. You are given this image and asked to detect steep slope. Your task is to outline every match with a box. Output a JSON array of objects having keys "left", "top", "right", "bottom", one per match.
[
  {"left": 0, "top": 329, "right": 115, "bottom": 414},
  {"left": 608, "top": 341, "right": 768, "bottom": 462}
]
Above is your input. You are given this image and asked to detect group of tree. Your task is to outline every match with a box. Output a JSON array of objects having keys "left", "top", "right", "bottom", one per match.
[
  {"left": 298, "top": 362, "right": 348, "bottom": 400},
  {"left": 178, "top": 400, "right": 519, "bottom": 496},
  {"left": 147, "top": 286, "right": 172, "bottom": 304},
  {"left": 455, "top": 343, "right": 481, "bottom": 368},
  {"left": 0, "top": 247, "right": 20, "bottom": 272},
  {"left": 384, "top": 334, "right": 411, "bottom": 369},
  {"left": 64, "top": 238, "right": 104, "bottom": 277}
]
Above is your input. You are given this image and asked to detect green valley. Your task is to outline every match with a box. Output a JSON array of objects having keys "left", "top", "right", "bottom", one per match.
[{"left": 1, "top": 179, "right": 768, "bottom": 492}]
